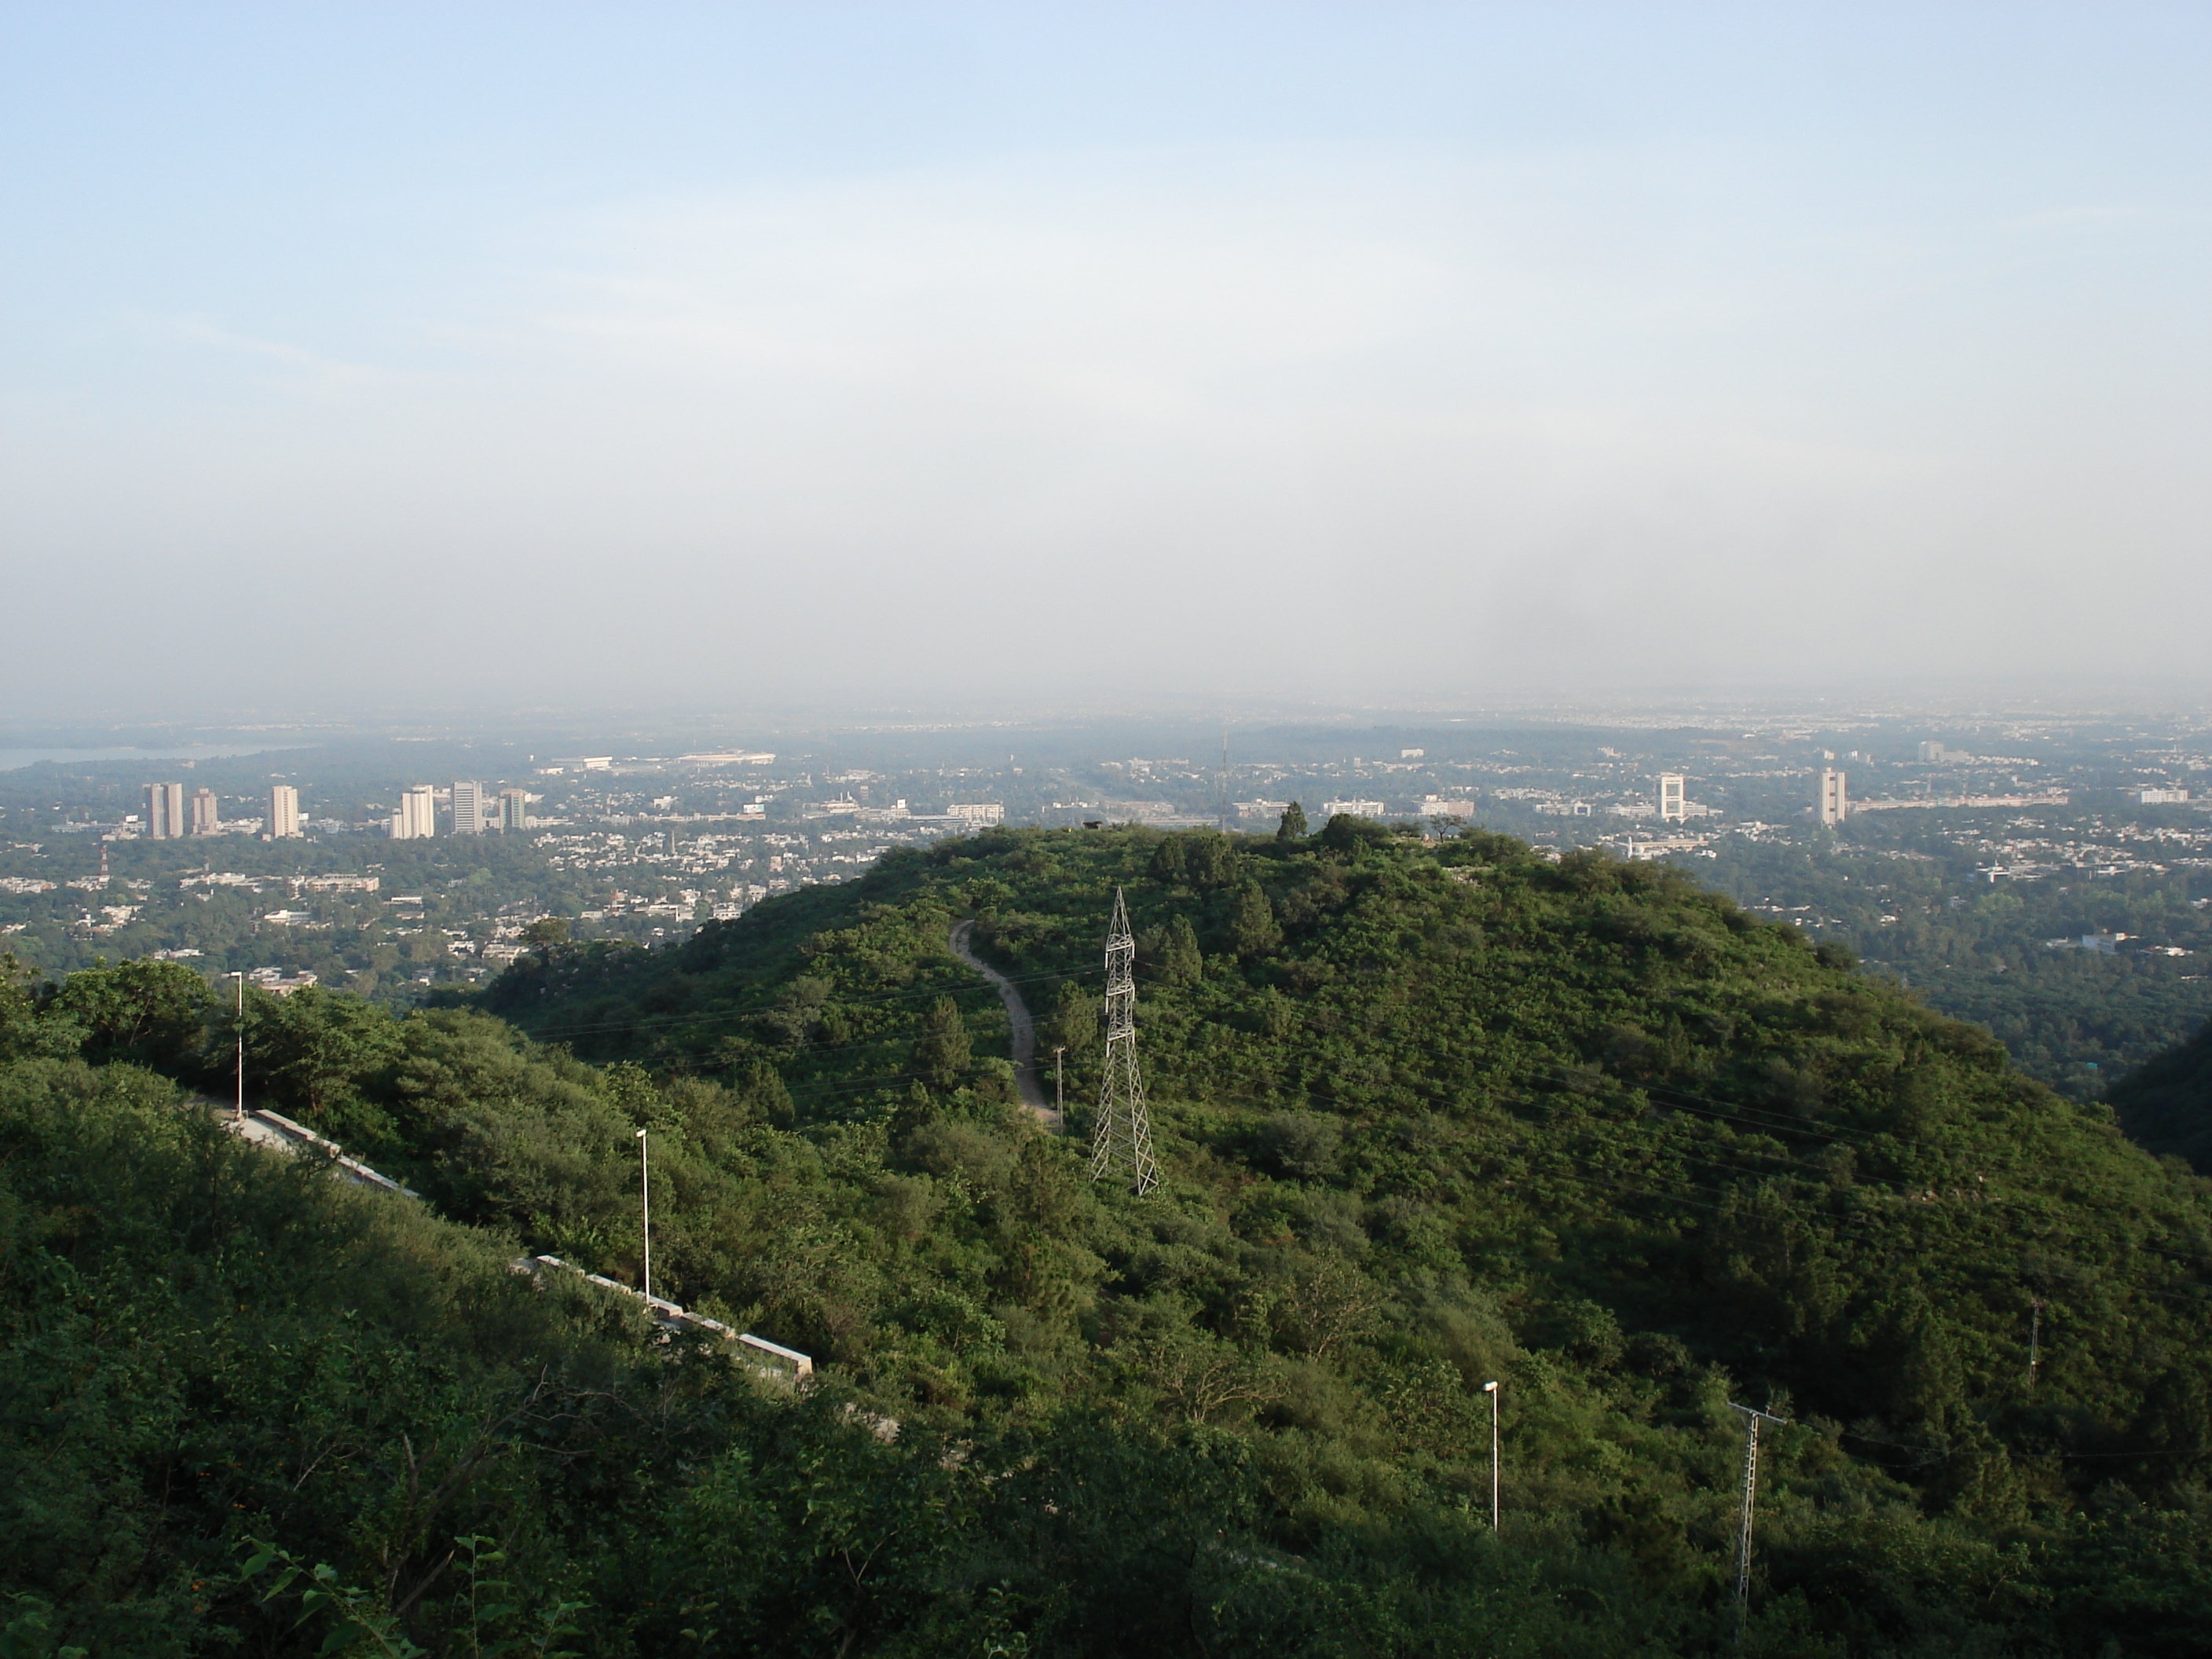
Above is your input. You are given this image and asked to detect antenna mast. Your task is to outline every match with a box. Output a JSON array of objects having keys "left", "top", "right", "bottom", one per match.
[
  {"left": 1090, "top": 886, "right": 1159, "bottom": 1193},
  {"left": 1218, "top": 727, "right": 1229, "bottom": 833}
]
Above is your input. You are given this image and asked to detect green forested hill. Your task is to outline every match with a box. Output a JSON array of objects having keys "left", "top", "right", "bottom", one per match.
[
  {"left": 2110, "top": 1016, "right": 2212, "bottom": 1174},
  {"left": 8, "top": 819, "right": 2212, "bottom": 1654}
]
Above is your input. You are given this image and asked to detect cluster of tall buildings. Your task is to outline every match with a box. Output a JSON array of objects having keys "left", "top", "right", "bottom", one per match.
[
  {"left": 144, "top": 782, "right": 301, "bottom": 839},
  {"left": 137, "top": 779, "right": 524, "bottom": 840},
  {"left": 388, "top": 781, "right": 529, "bottom": 840}
]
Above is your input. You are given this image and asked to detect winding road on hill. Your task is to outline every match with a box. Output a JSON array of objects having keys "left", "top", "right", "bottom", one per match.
[{"left": 949, "top": 920, "right": 1064, "bottom": 1133}]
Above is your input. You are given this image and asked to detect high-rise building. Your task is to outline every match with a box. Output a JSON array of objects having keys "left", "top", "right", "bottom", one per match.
[
  {"left": 451, "top": 779, "right": 485, "bottom": 835},
  {"left": 1818, "top": 769, "right": 1848, "bottom": 826},
  {"left": 189, "top": 787, "right": 221, "bottom": 836},
  {"left": 268, "top": 785, "right": 302, "bottom": 839},
  {"left": 497, "top": 788, "right": 529, "bottom": 832},
  {"left": 390, "top": 785, "right": 437, "bottom": 840},
  {"left": 1657, "top": 774, "right": 1687, "bottom": 822},
  {"left": 145, "top": 782, "right": 184, "bottom": 840}
]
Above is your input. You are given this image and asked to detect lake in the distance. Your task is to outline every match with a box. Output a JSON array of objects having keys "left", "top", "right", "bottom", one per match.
[{"left": 0, "top": 746, "right": 290, "bottom": 772}]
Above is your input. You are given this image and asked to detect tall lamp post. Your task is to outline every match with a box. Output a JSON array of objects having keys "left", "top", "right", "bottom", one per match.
[
  {"left": 1484, "top": 1380, "right": 1500, "bottom": 1531},
  {"left": 228, "top": 972, "right": 245, "bottom": 1122},
  {"left": 636, "top": 1128, "right": 652, "bottom": 1302}
]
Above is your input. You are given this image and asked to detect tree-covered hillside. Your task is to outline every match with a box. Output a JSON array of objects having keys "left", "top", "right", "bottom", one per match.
[
  {"left": 8, "top": 818, "right": 2212, "bottom": 1654},
  {"left": 2110, "top": 1014, "right": 2212, "bottom": 1174}
]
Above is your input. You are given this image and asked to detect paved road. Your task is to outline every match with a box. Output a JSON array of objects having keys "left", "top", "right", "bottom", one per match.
[{"left": 949, "top": 920, "right": 1064, "bottom": 1133}]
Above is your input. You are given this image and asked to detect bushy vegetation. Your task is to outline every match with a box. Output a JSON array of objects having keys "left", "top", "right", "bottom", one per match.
[
  {"left": 8, "top": 819, "right": 2212, "bottom": 1654},
  {"left": 2109, "top": 1015, "right": 2212, "bottom": 1174}
]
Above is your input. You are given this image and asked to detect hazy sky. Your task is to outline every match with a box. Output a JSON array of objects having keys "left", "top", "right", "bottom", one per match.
[{"left": 4, "top": 4, "right": 2207, "bottom": 720}]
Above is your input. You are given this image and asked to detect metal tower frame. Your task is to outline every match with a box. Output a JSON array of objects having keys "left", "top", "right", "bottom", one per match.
[
  {"left": 1090, "top": 886, "right": 1159, "bottom": 1194},
  {"left": 1728, "top": 1402, "right": 1788, "bottom": 1616}
]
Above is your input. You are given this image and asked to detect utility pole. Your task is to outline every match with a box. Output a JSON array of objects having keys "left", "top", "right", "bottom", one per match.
[
  {"left": 1728, "top": 1403, "right": 1789, "bottom": 1619},
  {"left": 1483, "top": 1380, "right": 1501, "bottom": 1531},
  {"left": 1089, "top": 887, "right": 1159, "bottom": 1193},
  {"left": 636, "top": 1128, "right": 652, "bottom": 1302},
  {"left": 1053, "top": 1045, "right": 1065, "bottom": 1118},
  {"left": 229, "top": 972, "right": 245, "bottom": 1122},
  {"left": 2028, "top": 1296, "right": 2043, "bottom": 1391}
]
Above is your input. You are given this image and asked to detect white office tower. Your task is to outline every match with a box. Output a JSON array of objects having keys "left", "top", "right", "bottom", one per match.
[
  {"left": 145, "top": 781, "right": 184, "bottom": 840},
  {"left": 268, "top": 785, "right": 302, "bottom": 839},
  {"left": 451, "top": 779, "right": 485, "bottom": 835},
  {"left": 1657, "top": 774, "right": 1687, "bottom": 822},
  {"left": 390, "top": 785, "right": 437, "bottom": 840},
  {"left": 1818, "top": 769, "right": 1848, "bottom": 826},
  {"left": 189, "top": 787, "right": 221, "bottom": 836},
  {"left": 497, "top": 788, "right": 529, "bottom": 832}
]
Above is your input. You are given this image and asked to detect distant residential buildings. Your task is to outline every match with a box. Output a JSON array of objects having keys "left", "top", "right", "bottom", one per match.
[
  {"left": 247, "top": 966, "right": 320, "bottom": 996},
  {"left": 1611, "top": 833, "right": 1712, "bottom": 861},
  {"left": 1657, "top": 774, "right": 1687, "bottom": 822},
  {"left": 452, "top": 779, "right": 485, "bottom": 834},
  {"left": 1818, "top": 770, "right": 1848, "bottom": 826},
  {"left": 1917, "top": 741, "right": 1949, "bottom": 762},
  {"left": 947, "top": 803, "right": 1005, "bottom": 826},
  {"left": 189, "top": 787, "right": 221, "bottom": 836},
  {"left": 2141, "top": 788, "right": 2192, "bottom": 804},
  {"left": 2046, "top": 932, "right": 2128, "bottom": 955},
  {"left": 1852, "top": 791, "right": 2071, "bottom": 812},
  {"left": 1400, "top": 747, "right": 1426, "bottom": 760},
  {"left": 679, "top": 751, "right": 776, "bottom": 766},
  {"left": 1322, "top": 799, "right": 1386, "bottom": 818},
  {"left": 390, "top": 786, "right": 437, "bottom": 840},
  {"left": 145, "top": 782, "right": 184, "bottom": 840},
  {"left": 1421, "top": 797, "right": 1477, "bottom": 819},
  {"left": 499, "top": 788, "right": 529, "bottom": 831},
  {"left": 300, "top": 873, "right": 379, "bottom": 893},
  {"left": 267, "top": 785, "right": 301, "bottom": 839}
]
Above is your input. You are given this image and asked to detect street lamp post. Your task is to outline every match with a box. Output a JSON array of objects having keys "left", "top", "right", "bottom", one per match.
[
  {"left": 1484, "top": 1380, "right": 1500, "bottom": 1531},
  {"left": 228, "top": 972, "right": 245, "bottom": 1122},
  {"left": 636, "top": 1128, "right": 651, "bottom": 1302}
]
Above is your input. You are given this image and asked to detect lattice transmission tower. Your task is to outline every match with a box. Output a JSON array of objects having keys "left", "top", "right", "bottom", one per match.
[
  {"left": 1090, "top": 886, "right": 1159, "bottom": 1194},
  {"left": 1728, "top": 1401, "right": 1788, "bottom": 1617}
]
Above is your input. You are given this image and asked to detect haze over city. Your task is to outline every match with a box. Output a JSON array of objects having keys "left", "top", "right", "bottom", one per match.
[{"left": 5, "top": 3, "right": 2209, "bottom": 724}]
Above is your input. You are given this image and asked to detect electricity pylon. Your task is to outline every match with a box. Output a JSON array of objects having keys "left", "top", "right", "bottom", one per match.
[
  {"left": 1728, "top": 1402, "right": 1788, "bottom": 1617},
  {"left": 1090, "top": 886, "right": 1159, "bottom": 1194}
]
